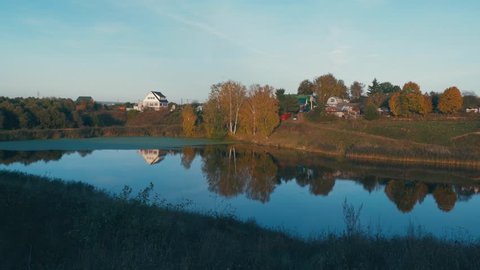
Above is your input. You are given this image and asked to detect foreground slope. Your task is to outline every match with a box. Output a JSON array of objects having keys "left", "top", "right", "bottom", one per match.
[{"left": 1, "top": 171, "right": 480, "bottom": 269}]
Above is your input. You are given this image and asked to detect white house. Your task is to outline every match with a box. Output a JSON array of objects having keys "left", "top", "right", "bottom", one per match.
[
  {"left": 135, "top": 91, "right": 169, "bottom": 111},
  {"left": 325, "top": 96, "right": 359, "bottom": 118},
  {"left": 326, "top": 97, "right": 345, "bottom": 107},
  {"left": 466, "top": 108, "right": 480, "bottom": 113}
]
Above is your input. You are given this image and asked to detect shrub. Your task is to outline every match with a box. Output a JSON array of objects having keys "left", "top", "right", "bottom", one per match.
[
  {"left": 305, "top": 107, "right": 337, "bottom": 123},
  {"left": 364, "top": 104, "right": 380, "bottom": 120}
]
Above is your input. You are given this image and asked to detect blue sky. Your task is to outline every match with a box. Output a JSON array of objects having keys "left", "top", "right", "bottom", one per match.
[{"left": 1, "top": 0, "right": 479, "bottom": 102}]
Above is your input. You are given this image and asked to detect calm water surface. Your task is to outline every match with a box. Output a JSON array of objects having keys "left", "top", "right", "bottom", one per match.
[{"left": 1, "top": 137, "right": 479, "bottom": 239}]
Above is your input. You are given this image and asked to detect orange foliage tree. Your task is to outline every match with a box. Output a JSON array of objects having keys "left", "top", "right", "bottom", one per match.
[
  {"left": 388, "top": 92, "right": 402, "bottom": 116},
  {"left": 402, "top": 81, "right": 425, "bottom": 115},
  {"left": 389, "top": 82, "right": 428, "bottom": 116},
  {"left": 422, "top": 93, "right": 433, "bottom": 114},
  {"left": 438, "top": 86, "right": 463, "bottom": 114},
  {"left": 181, "top": 104, "right": 197, "bottom": 137}
]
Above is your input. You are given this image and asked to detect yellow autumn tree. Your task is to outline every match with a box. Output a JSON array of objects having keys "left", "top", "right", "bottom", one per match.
[
  {"left": 402, "top": 81, "right": 425, "bottom": 115},
  {"left": 239, "top": 84, "right": 279, "bottom": 137},
  {"left": 422, "top": 93, "right": 433, "bottom": 114},
  {"left": 402, "top": 81, "right": 420, "bottom": 93},
  {"left": 388, "top": 92, "right": 402, "bottom": 116},
  {"left": 181, "top": 104, "right": 197, "bottom": 137},
  {"left": 388, "top": 82, "right": 432, "bottom": 116},
  {"left": 438, "top": 86, "right": 463, "bottom": 114},
  {"left": 215, "top": 81, "right": 246, "bottom": 135}
]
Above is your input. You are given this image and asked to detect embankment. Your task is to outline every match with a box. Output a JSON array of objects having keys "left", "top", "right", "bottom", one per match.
[
  {"left": 252, "top": 121, "right": 480, "bottom": 169},
  {"left": 0, "top": 125, "right": 182, "bottom": 141}
]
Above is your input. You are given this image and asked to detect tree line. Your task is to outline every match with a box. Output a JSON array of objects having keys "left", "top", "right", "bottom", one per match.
[
  {"left": 183, "top": 75, "right": 479, "bottom": 138},
  {"left": 0, "top": 97, "right": 122, "bottom": 130},
  {"left": 2, "top": 74, "right": 477, "bottom": 133},
  {"left": 297, "top": 74, "right": 478, "bottom": 116}
]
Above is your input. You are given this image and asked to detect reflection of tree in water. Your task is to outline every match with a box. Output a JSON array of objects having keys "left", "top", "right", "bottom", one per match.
[
  {"left": 385, "top": 180, "right": 428, "bottom": 213},
  {"left": 433, "top": 184, "right": 457, "bottom": 212},
  {"left": 384, "top": 180, "right": 467, "bottom": 212},
  {"left": 198, "top": 145, "right": 480, "bottom": 209},
  {"left": 295, "top": 167, "right": 313, "bottom": 187},
  {"left": 309, "top": 177, "right": 335, "bottom": 196},
  {"left": 181, "top": 147, "right": 196, "bottom": 169},
  {"left": 454, "top": 185, "right": 480, "bottom": 202},
  {"left": 201, "top": 145, "right": 277, "bottom": 203},
  {"left": 244, "top": 151, "right": 278, "bottom": 202},
  {"left": 291, "top": 166, "right": 336, "bottom": 196},
  {"left": 201, "top": 146, "right": 248, "bottom": 198},
  {"left": 77, "top": 150, "right": 93, "bottom": 158},
  {"left": 359, "top": 176, "right": 378, "bottom": 193},
  {"left": 0, "top": 150, "right": 85, "bottom": 165}
]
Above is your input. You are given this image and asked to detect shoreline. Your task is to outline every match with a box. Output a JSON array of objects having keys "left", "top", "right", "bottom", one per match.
[
  {"left": 247, "top": 139, "right": 480, "bottom": 170},
  {"left": 1, "top": 125, "right": 480, "bottom": 169}
]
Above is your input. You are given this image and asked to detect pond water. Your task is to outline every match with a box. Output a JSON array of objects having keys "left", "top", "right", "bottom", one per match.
[{"left": 1, "top": 137, "right": 480, "bottom": 239}]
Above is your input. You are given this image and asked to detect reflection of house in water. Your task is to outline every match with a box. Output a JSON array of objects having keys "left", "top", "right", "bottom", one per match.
[{"left": 138, "top": 149, "right": 168, "bottom": 165}]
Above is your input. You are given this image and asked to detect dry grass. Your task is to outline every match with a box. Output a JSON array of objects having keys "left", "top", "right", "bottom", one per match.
[{"left": 261, "top": 120, "right": 480, "bottom": 168}]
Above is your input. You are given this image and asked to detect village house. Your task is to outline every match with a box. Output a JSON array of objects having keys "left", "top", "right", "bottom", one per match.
[
  {"left": 298, "top": 94, "right": 316, "bottom": 112},
  {"left": 325, "top": 96, "right": 360, "bottom": 118},
  {"left": 134, "top": 91, "right": 169, "bottom": 111},
  {"left": 466, "top": 107, "right": 480, "bottom": 113}
]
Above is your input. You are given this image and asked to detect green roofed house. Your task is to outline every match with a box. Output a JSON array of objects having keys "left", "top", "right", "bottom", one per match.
[{"left": 297, "top": 94, "right": 316, "bottom": 112}]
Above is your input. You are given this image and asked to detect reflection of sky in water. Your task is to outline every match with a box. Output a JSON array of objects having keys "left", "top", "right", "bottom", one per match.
[{"left": 1, "top": 149, "right": 480, "bottom": 239}]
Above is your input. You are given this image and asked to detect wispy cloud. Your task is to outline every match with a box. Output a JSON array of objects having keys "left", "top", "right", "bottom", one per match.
[
  {"left": 116, "top": 0, "right": 279, "bottom": 58},
  {"left": 164, "top": 12, "right": 278, "bottom": 58}
]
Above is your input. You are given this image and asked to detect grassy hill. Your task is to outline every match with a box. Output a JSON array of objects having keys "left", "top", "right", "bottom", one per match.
[{"left": 258, "top": 117, "right": 480, "bottom": 168}]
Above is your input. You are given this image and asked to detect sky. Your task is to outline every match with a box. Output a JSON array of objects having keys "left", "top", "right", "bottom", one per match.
[{"left": 1, "top": 0, "right": 479, "bottom": 103}]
